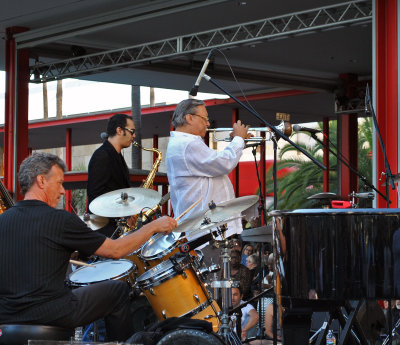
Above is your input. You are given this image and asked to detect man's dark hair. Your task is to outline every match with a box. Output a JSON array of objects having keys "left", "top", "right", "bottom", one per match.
[
  {"left": 233, "top": 285, "right": 243, "bottom": 296},
  {"left": 231, "top": 249, "right": 241, "bottom": 258},
  {"left": 106, "top": 113, "right": 133, "bottom": 137},
  {"left": 18, "top": 152, "right": 67, "bottom": 195},
  {"left": 171, "top": 99, "right": 205, "bottom": 129}
]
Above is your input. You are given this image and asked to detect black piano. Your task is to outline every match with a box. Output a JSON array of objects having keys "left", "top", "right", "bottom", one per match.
[{"left": 270, "top": 208, "right": 400, "bottom": 344}]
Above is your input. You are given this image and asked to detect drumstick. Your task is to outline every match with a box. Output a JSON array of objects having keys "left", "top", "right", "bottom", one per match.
[
  {"left": 175, "top": 198, "right": 202, "bottom": 221},
  {"left": 69, "top": 259, "right": 96, "bottom": 268}
]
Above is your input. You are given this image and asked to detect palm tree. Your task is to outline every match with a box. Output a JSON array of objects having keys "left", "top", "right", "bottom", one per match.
[{"left": 265, "top": 118, "right": 372, "bottom": 210}]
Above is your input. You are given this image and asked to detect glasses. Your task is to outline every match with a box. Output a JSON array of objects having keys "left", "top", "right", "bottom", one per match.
[
  {"left": 191, "top": 114, "right": 210, "bottom": 122},
  {"left": 124, "top": 127, "right": 135, "bottom": 135}
]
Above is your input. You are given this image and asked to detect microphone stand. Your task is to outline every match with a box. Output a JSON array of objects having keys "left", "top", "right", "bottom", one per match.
[
  {"left": 308, "top": 133, "right": 388, "bottom": 202},
  {"left": 203, "top": 75, "right": 326, "bottom": 171},
  {"left": 365, "top": 84, "right": 395, "bottom": 208},
  {"left": 203, "top": 73, "right": 325, "bottom": 345},
  {"left": 249, "top": 143, "right": 269, "bottom": 342}
]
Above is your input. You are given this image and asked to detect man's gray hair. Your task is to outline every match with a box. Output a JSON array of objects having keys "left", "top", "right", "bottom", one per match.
[
  {"left": 18, "top": 152, "right": 67, "bottom": 195},
  {"left": 171, "top": 99, "right": 205, "bottom": 129}
]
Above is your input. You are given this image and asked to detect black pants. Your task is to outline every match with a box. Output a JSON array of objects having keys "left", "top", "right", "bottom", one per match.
[{"left": 51, "top": 280, "right": 134, "bottom": 342}]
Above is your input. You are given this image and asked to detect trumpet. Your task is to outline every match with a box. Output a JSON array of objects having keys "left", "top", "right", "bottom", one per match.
[{"left": 207, "top": 120, "right": 292, "bottom": 142}]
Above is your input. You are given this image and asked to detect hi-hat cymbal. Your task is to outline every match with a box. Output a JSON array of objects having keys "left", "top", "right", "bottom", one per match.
[
  {"left": 89, "top": 188, "right": 161, "bottom": 218},
  {"left": 307, "top": 192, "right": 337, "bottom": 200},
  {"left": 80, "top": 213, "right": 109, "bottom": 230},
  {"left": 174, "top": 195, "right": 259, "bottom": 234}
]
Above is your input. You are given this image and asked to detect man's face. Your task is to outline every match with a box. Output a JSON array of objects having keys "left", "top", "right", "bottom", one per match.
[
  {"left": 120, "top": 118, "right": 136, "bottom": 148},
  {"left": 42, "top": 165, "right": 65, "bottom": 208},
  {"left": 231, "top": 287, "right": 242, "bottom": 307},
  {"left": 188, "top": 105, "right": 210, "bottom": 138},
  {"left": 231, "top": 252, "right": 240, "bottom": 269}
]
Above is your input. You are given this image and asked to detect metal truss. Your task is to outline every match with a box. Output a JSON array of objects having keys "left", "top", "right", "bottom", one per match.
[{"left": 29, "top": 0, "right": 372, "bottom": 83}]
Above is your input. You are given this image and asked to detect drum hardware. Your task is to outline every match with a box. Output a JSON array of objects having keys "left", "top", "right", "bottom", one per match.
[{"left": 211, "top": 235, "right": 242, "bottom": 345}]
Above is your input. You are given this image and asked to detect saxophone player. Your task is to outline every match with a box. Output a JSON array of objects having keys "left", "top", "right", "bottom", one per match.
[{"left": 87, "top": 113, "right": 137, "bottom": 237}]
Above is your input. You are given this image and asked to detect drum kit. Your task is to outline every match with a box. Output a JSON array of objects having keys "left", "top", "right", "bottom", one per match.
[{"left": 69, "top": 188, "right": 259, "bottom": 344}]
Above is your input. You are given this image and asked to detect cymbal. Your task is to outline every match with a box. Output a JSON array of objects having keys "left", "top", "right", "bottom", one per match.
[
  {"left": 80, "top": 213, "right": 109, "bottom": 230},
  {"left": 241, "top": 225, "right": 272, "bottom": 242},
  {"left": 89, "top": 188, "right": 161, "bottom": 218},
  {"left": 307, "top": 192, "right": 337, "bottom": 200},
  {"left": 204, "top": 195, "right": 259, "bottom": 223},
  {"left": 174, "top": 195, "right": 259, "bottom": 234}
]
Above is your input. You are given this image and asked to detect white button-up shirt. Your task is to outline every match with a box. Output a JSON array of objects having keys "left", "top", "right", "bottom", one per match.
[{"left": 166, "top": 131, "right": 245, "bottom": 238}]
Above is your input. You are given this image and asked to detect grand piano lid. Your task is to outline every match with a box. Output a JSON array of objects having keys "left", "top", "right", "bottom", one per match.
[{"left": 269, "top": 208, "right": 400, "bottom": 216}]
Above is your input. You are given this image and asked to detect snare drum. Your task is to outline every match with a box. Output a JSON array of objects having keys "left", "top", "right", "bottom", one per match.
[
  {"left": 136, "top": 256, "right": 220, "bottom": 331},
  {"left": 69, "top": 259, "right": 135, "bottom": 287}
]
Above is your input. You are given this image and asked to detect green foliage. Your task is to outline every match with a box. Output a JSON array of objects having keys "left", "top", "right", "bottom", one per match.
[
  {"left": 70, "top": 163, "right": 87, "bottom": 215},
  {"left": 265, "top": 118, "right": 372, "bottom": 210}
]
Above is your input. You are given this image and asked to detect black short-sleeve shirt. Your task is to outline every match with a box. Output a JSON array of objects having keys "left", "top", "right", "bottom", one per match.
[{"left": 0, "top": 200, "right": 106, "bottom": 323}]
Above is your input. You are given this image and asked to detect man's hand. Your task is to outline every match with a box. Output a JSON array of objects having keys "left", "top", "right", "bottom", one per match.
[
  {"left": 151, "top": 216, "right": 178, "bottom": 235},
  {"left": 127, "top": 214, "right": 138, "bottom": 227},
  {"left": 241, "top": 329, "right": 248, "bottom": 341},
  {"left": 232, "top": 120, "right": 250, "bottom": 140}
]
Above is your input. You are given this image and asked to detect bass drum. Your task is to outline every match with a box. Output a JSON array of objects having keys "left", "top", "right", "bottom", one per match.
[
  {"left": 130, "top": 295, "right": 158, "bottom": 333},
  {"left": 156, "top": 329, "right": 224, "bottom": 345}
]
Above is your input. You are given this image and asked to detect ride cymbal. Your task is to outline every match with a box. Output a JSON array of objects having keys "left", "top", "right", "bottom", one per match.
[{"left": 89, "top": 188, "right": 161, "bottom": 218}]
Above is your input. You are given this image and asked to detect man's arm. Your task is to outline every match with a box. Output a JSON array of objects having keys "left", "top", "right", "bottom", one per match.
[
  {"left": 95, "top": 216, "right": 177, "bottom": 259},
  {"left": 87, "top": 149, "right": 111, "bottom": 203},
  {"left": 241, "top": 308, "right": 259, "bottom": 340}
]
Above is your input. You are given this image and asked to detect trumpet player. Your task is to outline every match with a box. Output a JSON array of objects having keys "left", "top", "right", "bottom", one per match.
[
  {"left": 87, "top": 113, "right": 137, "bottom": 237},
  {"left": 166, "top": 99, "right": 250, "bottom": 247}
]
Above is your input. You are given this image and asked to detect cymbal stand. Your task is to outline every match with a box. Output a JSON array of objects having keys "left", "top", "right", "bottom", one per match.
[{"left": 210, "top": 229, "right": 242, "bottom": 345}]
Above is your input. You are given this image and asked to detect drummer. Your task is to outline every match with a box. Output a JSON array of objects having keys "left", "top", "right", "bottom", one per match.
[
  {"left": 0, "top": 152, "right": 177, "bottom": 342},
  {"left": 166, "top": 99, "right": 249, "bottom": 261},
  {"left": 87, "top": 113, "right": 136, "bottom": 237}
]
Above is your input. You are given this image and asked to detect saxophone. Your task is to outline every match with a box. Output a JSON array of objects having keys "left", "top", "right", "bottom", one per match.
[{"left": 132, "top": 141, "right": 163, "bottom": 227}]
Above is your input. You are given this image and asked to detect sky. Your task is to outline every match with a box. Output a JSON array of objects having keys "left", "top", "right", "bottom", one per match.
[{"left": 0, "top": 71, "right": 227, "bottom": 123}]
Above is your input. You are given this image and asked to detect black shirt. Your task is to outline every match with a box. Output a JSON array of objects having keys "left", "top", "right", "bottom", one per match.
[
  {"left": 0, "top": 200, "right": 106, "bottom": 324},
  {"left": 87, "top": 140, "right": 131, "bottom": 206}
]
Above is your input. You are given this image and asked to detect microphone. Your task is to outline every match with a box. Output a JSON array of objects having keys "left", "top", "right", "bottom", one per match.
[
  {"left": 292, "top": 124, "right": 321, "bottom": 135},
  {"left": 189, "top": 50, "right": 214, "bottom": 97},
  {"left": 245, "top": 142, "right": 262, "bottom": 149},
  {"left": 100, "top": 132, "right": 108, "bottom": 140},
  {"left": 354, "top": 192, "right": 375, "bottom": 200}
]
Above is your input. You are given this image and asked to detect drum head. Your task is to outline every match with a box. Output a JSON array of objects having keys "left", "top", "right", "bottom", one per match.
[
  {"left": 69, "top": 259, "right": 134, "bottom": 285},
  {"left": 156, "top": 329, "right": 224, "bottom": 345},
  {"left": 141, "top": 232, "right": 181, "bottom": 259}
]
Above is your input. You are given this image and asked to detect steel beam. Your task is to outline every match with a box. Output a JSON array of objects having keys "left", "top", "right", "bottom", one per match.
[{"left": 28, "top": 0, "right": 372, "bottom": 83}]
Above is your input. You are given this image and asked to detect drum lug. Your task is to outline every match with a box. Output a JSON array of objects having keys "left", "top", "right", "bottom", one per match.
[
  {"left": 162, "top": 310, "right": 167, "bottom": 319},
  {"left": 149, "top": 287, "right": 155, "bottom": 295},
  {"left": 181, "top": 271, "right": 187, "bottom": 279},
  {"left": 193, "top": 294, "right": 201, "bottom": 304}
]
